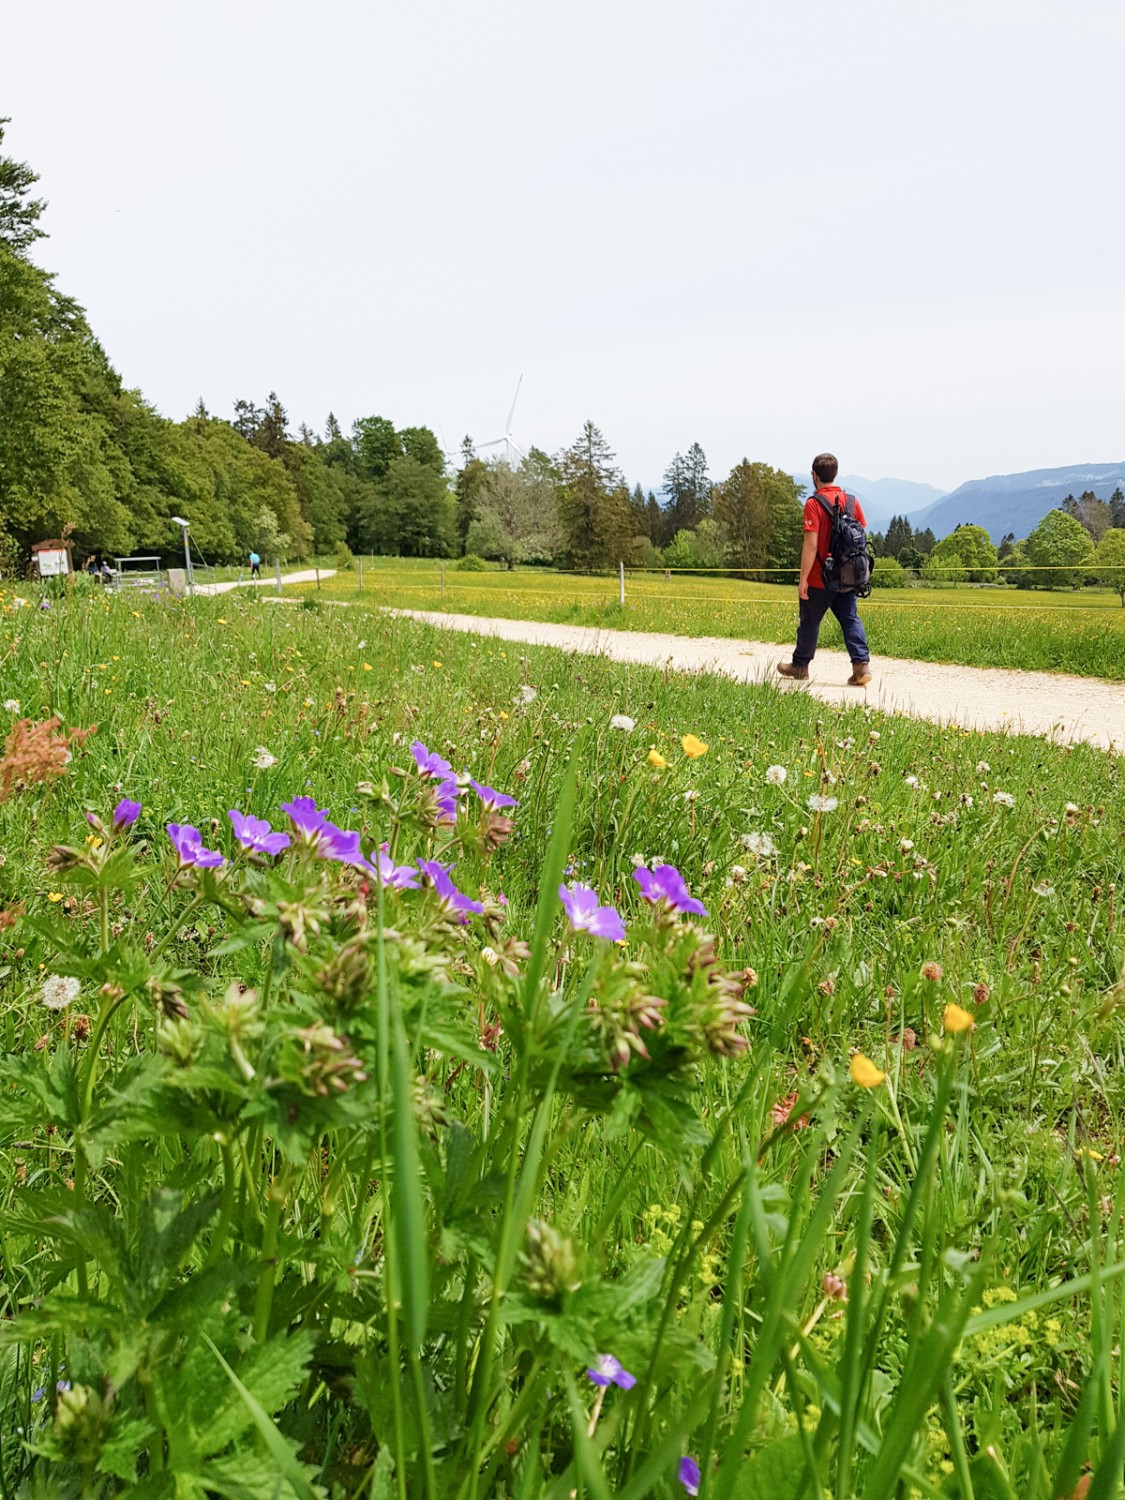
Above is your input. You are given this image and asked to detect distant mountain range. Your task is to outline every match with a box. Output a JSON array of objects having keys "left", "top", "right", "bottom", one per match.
[
  {"left": 787, "top": 474, "right": 948, "bottom": 530},
  {"left": 904, "top": 463, "right": 1125, "bottom": 543}
]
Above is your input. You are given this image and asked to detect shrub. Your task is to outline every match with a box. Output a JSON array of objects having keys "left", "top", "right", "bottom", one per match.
[
  {"left": 333, "top": 542, "right": 355, "bottom": 571},
  {"left": 457, "top": 553, "right": 488, "bottom": 572},
  {"left": 873, "top": 556, "right": 909, "bottom": 588}
]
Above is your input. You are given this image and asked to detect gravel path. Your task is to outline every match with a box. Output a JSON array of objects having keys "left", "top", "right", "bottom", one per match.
[
  {"left": 194, "top": 568, "right": 337, "bottom": 596},
  {"left": 391, "top": 609, "right": 1125, "bottom": 754}
]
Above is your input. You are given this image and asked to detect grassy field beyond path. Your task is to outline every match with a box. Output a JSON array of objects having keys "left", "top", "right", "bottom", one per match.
[{"left": 288, "top": 559, "right": 1125, "bottom": 681}]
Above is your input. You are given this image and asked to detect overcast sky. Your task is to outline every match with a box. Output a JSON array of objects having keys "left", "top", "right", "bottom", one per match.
[{"left": 5, "top": 0, "right": 1124, "bottom": 493}]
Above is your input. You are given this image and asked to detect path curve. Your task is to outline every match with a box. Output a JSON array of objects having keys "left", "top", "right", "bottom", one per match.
[{"left": 388, "top": 609, "right": 1125, "bottom": 754}]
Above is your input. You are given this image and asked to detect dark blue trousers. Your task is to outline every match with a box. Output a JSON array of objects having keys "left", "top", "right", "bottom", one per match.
[{"left": 792, "top": 588, "right": 870, "bottom": 667}]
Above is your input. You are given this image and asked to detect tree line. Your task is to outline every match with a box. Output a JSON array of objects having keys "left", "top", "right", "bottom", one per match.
[
  {"left": 0, "top": 121, "right": 808, "bottom": 580},
  {"left": 3, "top": 118, "right": 1123, "bottom": 596}
]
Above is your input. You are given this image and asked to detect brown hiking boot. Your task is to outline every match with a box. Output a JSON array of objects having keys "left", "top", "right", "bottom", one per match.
[
  {"left": 776, "top": 662, "right": 809, "bottom": 681},
  {"left": 847, "top": 663, "right": 872, "bottom": 687}
]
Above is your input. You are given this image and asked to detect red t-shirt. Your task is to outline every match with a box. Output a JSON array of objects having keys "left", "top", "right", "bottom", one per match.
[{"left": 803, "top": 486, "right": 867, "bottom": 591}]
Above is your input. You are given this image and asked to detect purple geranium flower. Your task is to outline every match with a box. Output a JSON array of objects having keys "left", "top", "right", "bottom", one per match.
[
  {"left": 167, "top": 823, "right": 225, "bottom": 869},
  {"left": 433, "top": 777, "right": 460, "bottom": 824},
  {"left": 411, "top": 740, "right": 454, "bottom": 780},
  {"left": 112, "top": 798, "right": 142, "bottom": 831},
  {"left": 469, "top": 777, "right": 518, "bottom": 812},
  {"left": 678, "top": 1457, "right": 701, "bottom": 1496},
  {"left": 372, "top": 845, "right": 420, "bottom": 890},
  {"left": 586, "top": 1354, "right": 636, "bottom": 1390},
  {"left": 316, "top": 821, "right": 368, "bottom": 869},
  {"left": 229, "top": 809, "right": 290, "bottom": 857},
  {"left": 559, "top": 884, "right": 626, "bottom": 942},
  {"left": 281, "top": 796, "right": 330, "bottom": 843},
  {"left": 417, "top": 857, "right": 484, "bottom": 916},
  {"left": 632, "top": 864, "right": 707, "bottom": 917}
]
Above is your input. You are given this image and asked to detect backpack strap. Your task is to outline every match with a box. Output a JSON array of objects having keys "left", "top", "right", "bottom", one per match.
[{"left": 844, "top": 493, "right": 857, "bottom": 520}]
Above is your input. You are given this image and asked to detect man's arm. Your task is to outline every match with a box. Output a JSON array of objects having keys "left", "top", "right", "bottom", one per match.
[{"left": 798, "top": 530, "right": 819, "bottom": 601}]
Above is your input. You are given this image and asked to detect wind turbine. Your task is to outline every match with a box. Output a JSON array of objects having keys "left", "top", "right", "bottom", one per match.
[{"left": 477, "top": 377, "right": 525, "bottom": 467}]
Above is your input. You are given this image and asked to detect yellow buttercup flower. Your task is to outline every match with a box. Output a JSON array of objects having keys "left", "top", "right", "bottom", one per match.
[
  {"left": 943, "top": 1003, "right": 975, "bottom": 1034},
  {"left": 648, "top": 748, "right": 668, "bottom": 768},
  {"left": 47, "top": 892, "right": 64, "bottom": 903},
  {"left": 433, "top": 660, "right": 443, "bottom": 669},
  {"left": 850, "top": 1052, "right": 885, "bottom": 1088},
  {"left": 681, "top": 734, "right": 708, "bottom": 759}
]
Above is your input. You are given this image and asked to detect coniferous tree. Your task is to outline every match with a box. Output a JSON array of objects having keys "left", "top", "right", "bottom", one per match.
[
  {"left": 662, "top": 443, "right": 712, "bottom": 536},
  {"left": 557, "top": 422, "right": 628, "bottom": 571},
  {"left": 1110, "top": 488, "right": 1125, "bottom": 529}
]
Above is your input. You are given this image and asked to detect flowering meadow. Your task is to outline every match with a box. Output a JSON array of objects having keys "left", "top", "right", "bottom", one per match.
[
  {"left": 300, "top": 558, "right": 1125, "bottom": 681},
  {"left": 0, "top": 586, "right": 1123, "bottom": 1497}
]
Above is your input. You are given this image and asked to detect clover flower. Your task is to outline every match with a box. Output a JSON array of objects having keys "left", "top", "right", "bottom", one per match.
[
  {"left": 112, "top": 797, "right": 141, "bottom": 831},
  {"left": 633, "top": 863, "right": 707, "bottom": 917},
  {"left": 229, "top": 809, "right": 291, "bottom": 857},
  {"left": 3, "top": 699, "right": 19, "bottom": 713},
  {"left": 41, "top": 974, "right": 80, "bottom": 1011},
  {"left": 411, "top": 740, "right": 454, "bottom": 780},
  {"left": 586, "top": 1354, "right": 636, "bottom": 1389},
  {"left": 679, "top": 1456, "right": 701, "bottom": 1496},
  {"left": 417, "top": 858, "right": 484, "bottom": 916},
  {"left": 806, "top": 794, "right": 838, "bottom": 814},
  {"left": 610, "top": 714, "right": 636, "bottom": 732},
  {"left": 765, "top": 764, "right": 787, "bottom": 785},
  {"left": 558, "top": 884, "right": 626, "bottom": 941},
  {"left": 167, "top": 823, "right": 225, "bottom": 869},
  {"left": 469, "top": 777, "right": 518, "bottom": 812}
]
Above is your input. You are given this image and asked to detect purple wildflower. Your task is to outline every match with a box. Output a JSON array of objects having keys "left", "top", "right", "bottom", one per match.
[
  {"left": 417, "top": 857, "right": 484, "bottom": 916},
  {"left": 228, "top": 809, "right": 291, "bottom": 857},
  {"left": 411, "top": 740, "right": 454, "bottom": 780},
  {"left": 434, "top": 777, "right": 460, "bottom": 824},
  {"left": 112, "top": 798, "right": 142, "bottom": 831},
  {"left": 559, "top": 884, "right": 626, "bottom": 942},
  {"left": 372, "top": 847, "right": 420, "bottom": 890},
  {"left": 469, "top": 777, "right": 518, "bottom": 812},
  {"left": 586, "top": 1354, "right": 636, "bottom": 1390},
  {"left": 632, "top": 864, "right": 707, "bottom": 917},
  {"left": 166, "top": 823, "right": 225, "bottom": 870},
  {"left": 281, "top": 796, "right": 330, "bottom": 843},
  {"left": 316, "top": 821, "right": 368, "bottom": 869},
  {"left": 678, "top": 1457, "right": 701, "bottom": 1496}
]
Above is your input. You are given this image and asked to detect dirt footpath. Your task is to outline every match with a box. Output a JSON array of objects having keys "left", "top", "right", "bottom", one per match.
[{"left": 392, "top": 609, "right": 1125, "bottom": 755}]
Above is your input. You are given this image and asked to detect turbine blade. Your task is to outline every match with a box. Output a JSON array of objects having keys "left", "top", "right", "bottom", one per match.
[{"left": 504, "top": 374, "right": 523, "bottom": 437}]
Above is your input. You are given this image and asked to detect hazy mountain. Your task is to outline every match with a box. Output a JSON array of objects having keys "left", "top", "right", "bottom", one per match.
[
  {"left": 907, "top": 462, "right": 1125, "bottom": 542},
  {"left": 789, "top": 474, "right": 947, "bottom": 530}
]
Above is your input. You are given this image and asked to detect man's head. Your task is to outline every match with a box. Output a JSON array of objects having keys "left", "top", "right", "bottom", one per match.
[{"left": 812, "top": 453, "right": 839, "bottom": 486}]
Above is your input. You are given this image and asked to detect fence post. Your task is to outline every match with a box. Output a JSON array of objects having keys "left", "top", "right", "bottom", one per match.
[
  {"left": 275, "top": 559, "right": 282, "bottom": 595},
  {"left": 316, "top": 565, "right": 321, "bottom": 590},
  {"left": 619, "top": 560, "right": 625, "bottom": 606}
]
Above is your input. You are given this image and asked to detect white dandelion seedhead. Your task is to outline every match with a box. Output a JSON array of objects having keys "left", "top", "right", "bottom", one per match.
[
  {"left": 252, "top": 747, "right": 278, "bottom": 770},
  {"left": 609, "top": 714, "right": 636, "bottom": 732},
  {"left": 41, "top": 974, "right": 80, "bottom": 1011},
  {"left": 806, "top": 794, "right": 838, "bottom": 814},
  {"left": 765, "top": 765, "right": 787, "bottom": 786}
]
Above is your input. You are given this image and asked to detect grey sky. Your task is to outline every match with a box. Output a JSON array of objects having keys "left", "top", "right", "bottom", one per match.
[{"left": 5, "top": 0, "right": 1123, "bottom": 493}]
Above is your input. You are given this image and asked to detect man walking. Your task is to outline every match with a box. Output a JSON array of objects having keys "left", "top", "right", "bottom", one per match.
[
  {"left": 249, "top": 550, "right": 261, "bottom": 580},
  {"left": 777, "top": 453, "right": 872, "bottom": 687}
]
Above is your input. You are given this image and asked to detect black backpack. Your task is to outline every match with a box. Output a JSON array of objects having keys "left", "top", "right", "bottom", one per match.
[{"left": 816, "top": 491, "right": 874, "bottom": 598}]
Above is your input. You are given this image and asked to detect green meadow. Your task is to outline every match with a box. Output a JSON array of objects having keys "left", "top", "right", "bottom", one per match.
[{"left": 0, "top": 584, "right": 1122, "bottom": 1497}]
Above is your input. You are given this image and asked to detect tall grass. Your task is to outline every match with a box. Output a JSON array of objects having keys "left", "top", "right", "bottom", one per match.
[{"left": 0, "top": 587, "right": 1121, "bottom": 1495}]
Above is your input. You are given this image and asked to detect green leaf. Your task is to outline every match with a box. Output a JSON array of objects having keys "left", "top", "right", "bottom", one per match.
[{"left": 202, "top": 1334, "right": 321, "bottom": 1498}]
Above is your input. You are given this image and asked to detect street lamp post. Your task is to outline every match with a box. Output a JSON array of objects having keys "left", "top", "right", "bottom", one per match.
[{"left": 171, "top": 517, "right": 194, "bottom": 595}]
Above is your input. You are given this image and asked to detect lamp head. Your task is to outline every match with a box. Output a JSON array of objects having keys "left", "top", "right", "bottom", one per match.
[{"left": 171, "top": 516, "right": 189, "bottom": 528}]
